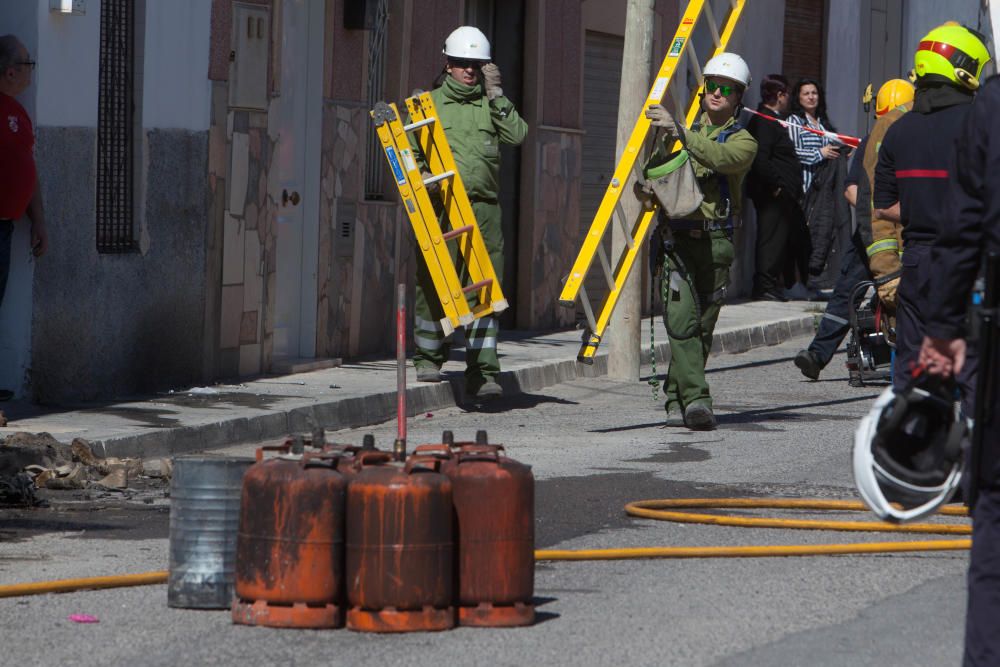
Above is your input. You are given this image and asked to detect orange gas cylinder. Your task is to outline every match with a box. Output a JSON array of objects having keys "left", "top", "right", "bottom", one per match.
[
  {"left": 345, "top": 454, "right": 454, "bottom": 633},
  {"left": 325, "top": 435, "right": 387, "bottom": 477},
  {"left": 449, "top": 444, "right": 535, "bottom": 626},
  {"left": 231, "top": 446, "right": 347, "bottom": 628}
]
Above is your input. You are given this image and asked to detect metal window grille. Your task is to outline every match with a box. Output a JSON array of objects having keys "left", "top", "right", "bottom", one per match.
[
  {"left": 364, "top": 0, "right": 389, "bottom": 200},
  {"left": 96, "top": 0, "right": 136, "bottom": 253}
]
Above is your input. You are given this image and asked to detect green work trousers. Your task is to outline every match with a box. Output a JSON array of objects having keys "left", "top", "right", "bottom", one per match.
[
  {"left": 414, "top": 200, "right": 504, "bottom": 391},
  {"left": 661, "top": 229, "right": 734, "bottom": 414}
]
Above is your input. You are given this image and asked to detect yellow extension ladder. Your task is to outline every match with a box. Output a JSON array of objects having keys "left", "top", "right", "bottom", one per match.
[
  {"left": 371, "top": 93, "right": 507, "bottom": 337},
  {"left": 559, "top": 0, "right": 746, "bottom": 363}
]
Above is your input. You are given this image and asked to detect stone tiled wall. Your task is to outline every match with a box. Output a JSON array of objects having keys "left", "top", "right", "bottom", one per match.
[
  {"left": 316, "top": 101, "right": 411, "bottom": 359},
  {"left": 206, "top": 77, "right": 278, "bottom": 380},
  {"left": 205, "top": 0, "right": 284, "bottom": 379},
  {"left": 521, "top": 128, "right": 582, "bottom": 331}
]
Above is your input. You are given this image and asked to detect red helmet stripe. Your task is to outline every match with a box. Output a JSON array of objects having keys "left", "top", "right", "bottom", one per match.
[{"left": 918, "top": 40, "right": 957, "bottom": 61}]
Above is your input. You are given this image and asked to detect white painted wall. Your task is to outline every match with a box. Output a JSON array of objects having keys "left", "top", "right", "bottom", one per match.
[
  {"left": 141, "top": 0, "right": 212, "bottom": 131},
  {"left": 727, "top": 0, "right": 786, "bottom": 297},
  {"left": 27, "top": 0, "right": 212, "bottom": 130},
  {"left": 34, "top": 0, "right": 100, "bottom": 127},
  {"left": 903, "top": 0, "right": 984, "bottom": 75},
  {"left": 0, "top": 3, "right": 39, "bottom": 118},
  {"left": 825, "top": 0, "right": 863, "bottom": 138},
  {"left": 729, "top": 0, "right": 786, "bottom": 110}
]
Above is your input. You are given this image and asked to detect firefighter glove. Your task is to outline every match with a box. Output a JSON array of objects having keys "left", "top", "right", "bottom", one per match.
[
  {"left": 645, "top": 104, "right": 678, "bottom": 135},
  {"left": 482, "top": 63, "right": 503, "bottom": 100},
  {"left": 876, "top": 277, "right": 900, "bottom": 311}
]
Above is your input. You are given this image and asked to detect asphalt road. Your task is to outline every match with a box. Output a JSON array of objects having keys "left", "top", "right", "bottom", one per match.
[{"left": 0, "top": 338, "right": 970, "bottom": 666}]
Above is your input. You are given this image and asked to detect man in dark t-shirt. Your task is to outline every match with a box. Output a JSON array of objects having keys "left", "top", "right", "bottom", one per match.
[
  {"left": 746, "top": 74, "right": 805, "bottom": 301},
  {"left": 0, "top": 35, "right": 48, "bottom": 401}
]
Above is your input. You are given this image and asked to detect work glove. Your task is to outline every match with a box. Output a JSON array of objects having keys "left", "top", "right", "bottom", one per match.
[
  {"left": 482, "top": 63, "right": 503, "bottom": 101},
  {"left": 876, "top": 276, "right": 900, "bottom": 311},
  {"left": 633, "top": 179, "right": 656, "bottom": 209},
  {"left": 421, "top": 170, "right": 440, "bottom": 195},
  {"left": 645, "top": 104, "right": 679, "bottom": 136}
]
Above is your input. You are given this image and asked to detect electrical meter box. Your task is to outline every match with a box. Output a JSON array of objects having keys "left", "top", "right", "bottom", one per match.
[{"left": 229, "top": 3, "right": 269, "bottom": 111}]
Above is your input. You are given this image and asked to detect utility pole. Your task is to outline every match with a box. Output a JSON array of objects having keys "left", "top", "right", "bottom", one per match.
[{"left": 608, "top": 0, "right": 655, "bottom": 381}]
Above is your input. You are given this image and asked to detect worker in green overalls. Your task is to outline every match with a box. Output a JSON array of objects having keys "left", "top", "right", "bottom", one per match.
[
  {"left": 642, "top": 52, "right": 757, "bottom": 430},
  {"left": 411, "top": 26, "right": 527, "bottom": 400}
]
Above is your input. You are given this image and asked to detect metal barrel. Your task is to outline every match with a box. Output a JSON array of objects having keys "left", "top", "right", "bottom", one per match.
[{"left": 168, "top": 455, "right": 253, "bottom": 609}]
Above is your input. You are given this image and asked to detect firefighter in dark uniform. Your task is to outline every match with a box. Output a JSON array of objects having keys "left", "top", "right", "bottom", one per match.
[
  {"left": 873, "top": 22, "right": 990, "bottom": 404},
  {"left": 919, "top": 74, "right": 1000, "bottom": 667}
]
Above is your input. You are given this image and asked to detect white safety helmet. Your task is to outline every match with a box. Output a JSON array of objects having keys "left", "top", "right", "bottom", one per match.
[
  {"left": 853, "top": 379, "right": 966, "bottom": 524},
  {"left": 703, "top": 52, "right": 751, "bottom": 88},
  {"left": 443, "top": 26, "right": 491, "bottom": 62}
]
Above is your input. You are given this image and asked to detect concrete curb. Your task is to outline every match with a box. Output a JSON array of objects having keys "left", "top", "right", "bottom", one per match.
[{"left": 91, "top": 313, "right": 816, "bottom": 460}]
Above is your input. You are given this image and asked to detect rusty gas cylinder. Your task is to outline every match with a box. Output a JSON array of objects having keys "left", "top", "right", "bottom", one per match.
[
  {"left": 410, "top": 443, "right": 456, "bottom": 470},
  {"left": 345, "top": 454, "right": 454, "bottom": 632},
  {"left": 231, "top": 445, "right": 347, "bottom": 628},
  {"left": 331, "top": 446, "right": 391, "bottom": 479},
  {"left": 450, "top": 444, "right": 535, "bottom": 626}
]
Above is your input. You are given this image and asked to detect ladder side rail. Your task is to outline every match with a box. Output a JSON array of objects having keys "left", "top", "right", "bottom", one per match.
[
  {"left": 415, "top": 93, "right": 506, "bottom": 314},
  {"left": 373, "top": 117, "right": 463, "bottom": 334},
  {"left": 578, "top": 207, "right": 660, "bottom": 362},
  {"left": 409, "top": 96, "right": 504, "bottom": 319},
  {"left": 575, "top": 0, "right": 748, "bottom": 361},
  {"left": 558, "top": 0, "right": 711, "bottom": 309},
  {"left": 379, "top": 103, "right": 475, "bottom": 330},
  {"left": 407, "top": 94, "right": 508, "bottom": 317}
]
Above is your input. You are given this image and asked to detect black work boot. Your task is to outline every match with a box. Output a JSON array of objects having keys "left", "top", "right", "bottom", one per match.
[
  {"left": 794, "top": 349, "right": 823, "bottom": 380},
  {"left": 684, "top": 403, "right": 717, "bottom": 431}
]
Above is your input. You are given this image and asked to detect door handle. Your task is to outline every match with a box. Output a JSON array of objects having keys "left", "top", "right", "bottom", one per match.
[{"left": 282, "top": 189, "right": 301, "bottom": 206}]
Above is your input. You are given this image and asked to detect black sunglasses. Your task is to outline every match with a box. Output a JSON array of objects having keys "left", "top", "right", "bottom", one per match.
[{"left": 448, "top": 58, "right": 483, "bottom": 70}]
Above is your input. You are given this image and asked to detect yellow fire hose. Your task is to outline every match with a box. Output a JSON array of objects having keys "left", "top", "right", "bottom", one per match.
[
  {"left": 0, "top": 498, "right": 972, "bottom": 599},
  {"left": 536, "top": 498, "right": 971, "bottom": 560}
]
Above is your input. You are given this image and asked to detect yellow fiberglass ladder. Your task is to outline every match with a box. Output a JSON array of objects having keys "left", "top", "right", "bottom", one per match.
[
  {"left": 559, "top": 0, "right": 746, "bottom": 363},
  {"left": 371, "top": 93, "right": 507, "bottom": 337}
]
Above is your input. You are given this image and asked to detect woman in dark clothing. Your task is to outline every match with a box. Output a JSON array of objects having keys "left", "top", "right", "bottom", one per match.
[
  {"left": 787, "top": 78, "right": 849, "bottom": 298},
  {"left": 746, "top": 74, "right": 809, "bottom": 301}
]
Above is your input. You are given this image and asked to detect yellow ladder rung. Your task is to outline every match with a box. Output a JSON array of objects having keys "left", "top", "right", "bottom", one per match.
[
  {"left": 463, "top": 278, "right": 493, "bottom": 294},
  {"left": 422, "top": 170, "right": 455, "bottom": 187},
  {"left": 403, "top": 117, "right": 437, "bottom": 131},
  {"left": 441, "top": 225, "right": 473, "bottom": 241}
]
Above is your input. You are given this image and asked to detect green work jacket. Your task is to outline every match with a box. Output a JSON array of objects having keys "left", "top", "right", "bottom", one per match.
[
  {"left": 421, "top": 77, "right": 528, "bottom": 202},
  {"left": 650, "top": 113, "right": 758, "bottom": 221}
]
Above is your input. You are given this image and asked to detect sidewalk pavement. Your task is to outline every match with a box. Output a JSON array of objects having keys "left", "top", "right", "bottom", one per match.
[{"left": 0, "top": 299, "right": 820, "bottom": 459}]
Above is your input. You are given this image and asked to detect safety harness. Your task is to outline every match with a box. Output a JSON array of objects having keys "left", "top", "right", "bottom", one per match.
[
  {"left": 648, "top": 121, "right": 744, "bottom": 400},
  {"left": 667, "top": 122, "right": 744, "bottom": 232}
]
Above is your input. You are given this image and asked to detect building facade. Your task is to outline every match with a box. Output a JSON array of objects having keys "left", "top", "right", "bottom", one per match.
[{"left": 0, "top": 0, "right": 988, "bottom": 403}]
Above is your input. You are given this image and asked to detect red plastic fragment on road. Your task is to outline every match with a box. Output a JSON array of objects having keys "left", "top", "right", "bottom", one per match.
[
  {"left": 426, "top": 413, "right": 433, "bottom": 418},
  {"left": 68, "top": 614, "right": 99, "bottom": 624}
]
